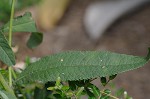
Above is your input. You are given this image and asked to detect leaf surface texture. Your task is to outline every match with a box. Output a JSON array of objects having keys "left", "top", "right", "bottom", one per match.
[
  {"left": 16, "top": 50, "right": 150, "bottom": 84},
  {"left": 0, "top": 31, "right": 15, "bottom": 66}
]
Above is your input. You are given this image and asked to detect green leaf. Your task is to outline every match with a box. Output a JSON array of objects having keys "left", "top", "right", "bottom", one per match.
[
  {"left": 47, "top": 87, "right": 55, "bottom": 91},
  {"left": 27, "top": 32, "right": 43, "bottom": 48},
  {"left": 1, "top": 12, "right": 37, "bottom": 33},
  {"left": 85, "top": 88, "right": 95, "bottom": 98},
  {"left": 87, "top": 83, "right": 100, "bottom": 97},
  {"left": 0, "top": 12, "right": 43, "bottom": 48},
  {"left": 0, "top": 31, "right": 15, "bottom": 66},
  {"left": 100, "top": 77, "right": 107, "bottom": 86},
  {"left": 61, "top": 86, "right": 69, "bottom": 91},
  {"left": 76, "top": 87, "right": 84, "bottom": 97},
  {"left": 109, "top": 74, "right": 117, "bottom": 80},
  {"left": 16, "top": 50, "right": 150, "bottom": 84},
  {"left": 101, "top": 90, "right": 111, "bottom": 99},
  {"left": 92, "top": 86, "right": 100, "bottom": 97},
  {"left": 104, "top": 89, "right": 111, "bottom": 94},
  {"left": 0, "top": 90, "right": 17, "bottom": 99},
  {"left": 55, "top": 77, "right": 61, "bottom": 86}
]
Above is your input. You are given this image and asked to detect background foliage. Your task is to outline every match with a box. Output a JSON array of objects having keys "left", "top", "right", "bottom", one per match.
[{"left": 0, "top": 0, "right": 41, "bottom": 23}]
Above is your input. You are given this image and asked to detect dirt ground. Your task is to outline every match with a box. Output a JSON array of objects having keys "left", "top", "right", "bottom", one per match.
[{"left": 13, "top": 0, "right": 150, "bottom": 98}]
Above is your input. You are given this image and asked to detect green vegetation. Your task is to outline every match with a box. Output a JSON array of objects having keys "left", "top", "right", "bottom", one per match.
[{"left": 0, "top": 0, "right": 149, "bottom": 99}]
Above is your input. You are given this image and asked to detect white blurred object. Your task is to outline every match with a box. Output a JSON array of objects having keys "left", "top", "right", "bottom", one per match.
[
  {"left": 13, "top": 62, "right": 25, "bottom": 72},
  {"left": 84, "top": 0, "right": 149, "bottom": 41},
  {"left": 12, "top": 45, "right": 19, "bottom": 53},
  {"left": 30, "top": 57, "right": 40, "bottom": 63},
  {"left": 13, "top": 57, "right": 40, "bottom": 73}
]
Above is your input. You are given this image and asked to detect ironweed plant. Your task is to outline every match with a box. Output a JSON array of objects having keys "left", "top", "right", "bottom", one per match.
[{"left": 0, "top": 0, "right": 149, "bottom": 99}]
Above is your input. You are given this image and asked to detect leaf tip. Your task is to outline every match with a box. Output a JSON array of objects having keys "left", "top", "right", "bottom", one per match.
[{"left": 146, "top": 47, "right": 150, "bottom": 60}]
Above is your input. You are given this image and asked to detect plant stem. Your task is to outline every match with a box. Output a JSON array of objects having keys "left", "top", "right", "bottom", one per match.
[
  {"left": 11, "top": 69, "right": 17, "bottom": 79},
  {"left": 100, "top": 91, "right": 119, "bottom": 99},
  {"left": 8, "top": 0, "right": 16, "bottom": 87},
  {"left": 9, "top": 67, "right": 12, "bottom": 86},
  {"left": 9, "top": 0, "right": 15, "bottom": 45},
  {"left": 75, "top": 87, "right": 84, "bottom": 99},
  {"left": 0, "top": 72, "right": 15, "bottom": 95}
]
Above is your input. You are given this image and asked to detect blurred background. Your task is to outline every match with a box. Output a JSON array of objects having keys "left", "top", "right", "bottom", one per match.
[{"left": 0, "top": 0, "right": 150, "bottom": 98}]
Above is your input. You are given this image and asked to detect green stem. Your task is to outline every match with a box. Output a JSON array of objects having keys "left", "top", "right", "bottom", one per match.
[
  {"left": 8, "top": 0, "right": 16, "bottom": 87},
  {"left": 0, "top": 72, "right": 15, "bottom": 95},
  {"left": 75, "top": 87, "right": 84, "bottom": 99},
  {"left": 11, "top": 69, "right": 17, "bottom": 79},
  {"left": 9, "top": 0, "right": 15, "bottom": 45},
  {"left": 9, "top": 67, "right": 12, "bottom": 86},
  {"left": 100, "top": 91, "right": 119, "bottom": 99}
]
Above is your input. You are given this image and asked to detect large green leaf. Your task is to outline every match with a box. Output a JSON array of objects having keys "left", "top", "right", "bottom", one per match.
[
  {"left": 16, "top": 49, "right": 150, "bottom": 84},
  {"left": 0, "top": 31, "right": 15, "bottom": 66},
  {"left": 0, "top": 12, "right": 43, "bottom": 48},
  {"left": 0, "top": 90, "right": 17, "bottom": 99}
]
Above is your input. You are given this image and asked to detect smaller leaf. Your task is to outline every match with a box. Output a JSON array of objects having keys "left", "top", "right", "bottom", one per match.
[
  {"left": 0, "top": 12, "right": 38, "bottom": 33},
  {"left": 87, "top": 83, "right": 100, "bottom": 98},
  {"left": 47, "top": 87, "right": 55, "bottom": 91},
  {"left": 66, "top": 92, "right": 74, "bottom": 97},
  {"left": 109, "top": 74, "right": 117, "bottom": 80},
  {"left": 92, "top": 86, "right": 100, "bottom": 97},
  {"left": 0, "top": 90, "right": 17, "bottom": 99},
  {"left": 104, "top": 89, "right": 111, "bottom": 94},
  {"left": 0, "top": 31, "right": 15, "bottom": 66},
  {"left": 27, "top": 32, "right": 43, "bottom": 48},
  {"left": 85, "top": 88, "right": 95, "bottom": 98},
  {"left": 56, "top": 90, "right": 66, "bottom": 98},
  {"left": 146, "top": 47, "right": 150, "bottom": 60},
  {"left": 76, "top": 87, "right": 84, "bottom": 97},
  {"left": 55, "top": 77, "right": 61, "bottom": 86},
  {"left": 0, "top": 12, "right": 43, "bottom": 48},
  {"left": 100, "top": 77, "right": 107, "bottom": 86},
  {"left": 61, "top": 86, "right": 69, "bottom": 91},
  {"left": 100, "top": 89, "right": 111, "bottom": 99}
]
